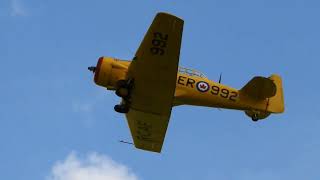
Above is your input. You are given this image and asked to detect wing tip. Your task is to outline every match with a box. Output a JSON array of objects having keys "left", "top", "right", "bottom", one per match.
[
  {"left": 136, "top": 146, "right": 162, "bottom": 153},
  {"left": 134, "top": 141, "right": 163, "bottom": 153},
  {"left": 156, "top": 12, "right": 184, "bottom": 23}
]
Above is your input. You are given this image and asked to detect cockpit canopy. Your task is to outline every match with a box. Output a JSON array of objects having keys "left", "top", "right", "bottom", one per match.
[{"left": 178, "top": 67, "right": 207, "bottom": 78}]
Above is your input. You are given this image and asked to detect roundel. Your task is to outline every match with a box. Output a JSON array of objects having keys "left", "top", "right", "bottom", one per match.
[{"left": 196, "top": 81, "right": 209, "bottom": 92}]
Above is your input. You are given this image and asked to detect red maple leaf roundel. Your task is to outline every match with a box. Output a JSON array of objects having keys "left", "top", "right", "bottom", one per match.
[
  {"left": 200, "top": 83, "right": 207, "bottom": 89},
  {"left": 197, "top": 81, "right": 209, "bottom": 92}
]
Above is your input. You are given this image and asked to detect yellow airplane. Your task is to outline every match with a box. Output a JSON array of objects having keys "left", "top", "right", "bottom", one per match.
[{"left": 88, "top": 12, "right": 285, "bottom": 153}]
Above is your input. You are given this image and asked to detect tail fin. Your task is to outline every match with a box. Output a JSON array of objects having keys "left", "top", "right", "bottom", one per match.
[{"left": 267, "top": 74, "right": 285, "bottom": 113}]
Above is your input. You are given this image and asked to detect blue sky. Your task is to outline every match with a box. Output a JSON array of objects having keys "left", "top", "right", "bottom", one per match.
[{"left": 1, "top": 0, "right": 320, "bottom": 179}]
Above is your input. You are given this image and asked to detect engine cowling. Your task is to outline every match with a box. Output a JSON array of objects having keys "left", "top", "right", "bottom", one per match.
[
  {"left": 245, "top": 110, "right": 270, "bottom": 121},
  {"left": 94, "top": 57, "right": 129, "bottom": 90}
]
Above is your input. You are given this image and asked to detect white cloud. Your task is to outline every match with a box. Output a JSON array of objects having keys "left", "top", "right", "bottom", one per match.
[
  {"left": 47, "top": 152, "right": 139, "bottom": 180},
  {"left": 11, "top": 0, "right": 28, "bottom": 16}
]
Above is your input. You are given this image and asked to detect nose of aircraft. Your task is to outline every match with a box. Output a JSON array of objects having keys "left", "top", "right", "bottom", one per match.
[{"left": 88, "top": 66, "right": 96, "bottom": 73}]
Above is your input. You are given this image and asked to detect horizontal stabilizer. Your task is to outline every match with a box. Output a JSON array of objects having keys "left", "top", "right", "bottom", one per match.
[{"left": 240, "top": 76, "right": 276, "bottom": 100}]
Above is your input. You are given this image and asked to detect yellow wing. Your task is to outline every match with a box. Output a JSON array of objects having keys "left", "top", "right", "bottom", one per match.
[{"left": 125, "top": 12, "right": 184, "bottom": 153}]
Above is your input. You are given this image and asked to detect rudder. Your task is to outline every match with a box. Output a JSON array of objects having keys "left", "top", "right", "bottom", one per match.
[{"left": 267, "top": 74, "right": 285, "bottom": 113}]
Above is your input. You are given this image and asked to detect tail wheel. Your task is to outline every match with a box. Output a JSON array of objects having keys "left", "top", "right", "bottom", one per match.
[{"left": 251, "top": 114, "right": 259, "bottom": 122}]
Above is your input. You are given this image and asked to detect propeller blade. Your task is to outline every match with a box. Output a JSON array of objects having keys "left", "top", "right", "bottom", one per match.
[{"left": 88, "top": 66, "right": 96, "bottom": 73}]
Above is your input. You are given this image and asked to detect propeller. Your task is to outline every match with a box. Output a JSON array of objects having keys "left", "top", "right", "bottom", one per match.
[{"left": 88, "top": 66, "right": 96, "bottom": 73}]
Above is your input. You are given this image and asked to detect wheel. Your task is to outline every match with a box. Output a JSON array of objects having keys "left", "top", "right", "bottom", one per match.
[
  {"left": 251, "top": 114, "right": 259, "bottom": 122},
  {"left": 116, "top": 80, "right": 128, "bottom": 89},
  {"left": 114, "top": 104, "right": 129, "bottom": 113},
  {"left": 115, "top": 88, "right": 129, "bottom": 98}
]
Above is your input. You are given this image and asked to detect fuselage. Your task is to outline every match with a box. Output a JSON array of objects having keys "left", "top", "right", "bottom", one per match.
[
  {"left": 93, "top": 57, "right": 269, "bottom": 113},
  {"left": 173, "top": 72, "right": 269, "bottom": 112}
]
